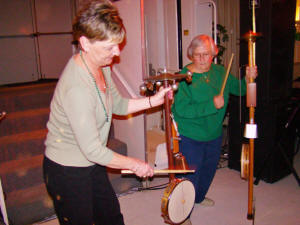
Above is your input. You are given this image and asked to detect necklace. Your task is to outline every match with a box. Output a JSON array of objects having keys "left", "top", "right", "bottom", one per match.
[
  {"left": 80, "top": 50, "right": 109, "bottom": 122},
  {"left": 187, "top": 68, "right": 210, "bottom": 83},
  {"left": 187, "top": 67, "right": 210, "bottom": 83},
  {"left": 195, "top": 69, "right": 219, "bottom": 91},
  {"left": 200, "top": 73, "right": 210, "bottom": 83}
]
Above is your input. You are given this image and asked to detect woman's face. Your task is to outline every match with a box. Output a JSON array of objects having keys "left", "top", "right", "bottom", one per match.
[
  {"left": 88, "top": 39, "right": 120, "bottom": 67},
  {"left": 192, "top": 41, "right": 213, "bottom": 72}
]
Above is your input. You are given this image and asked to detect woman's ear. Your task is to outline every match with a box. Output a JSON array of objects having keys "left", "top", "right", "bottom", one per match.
[{"left": 79, "top": 36, "right": 90, "bottom": 52}]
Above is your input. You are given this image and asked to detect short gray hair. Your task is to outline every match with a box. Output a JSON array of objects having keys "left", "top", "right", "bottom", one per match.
[{"left": 187, "top": 35, "right": 218, "bottom": 60}]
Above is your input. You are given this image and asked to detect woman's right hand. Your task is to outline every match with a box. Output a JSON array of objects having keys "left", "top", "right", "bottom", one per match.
[
  {"left": 213, "top": 95, "right": 224, "bottom": 109},
  {"left": 150, "top": 86, "right": 172, "bottom": 107},
  {"left": 245, "top": 65, "right": 258, "bottom": 83},
  {"left": 129, "top": 158, "right": 154, "bottom": 178}
]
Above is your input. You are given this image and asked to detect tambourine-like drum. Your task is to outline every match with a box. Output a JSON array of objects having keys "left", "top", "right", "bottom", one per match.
[
  {"left": 161, "top": 178, "right": 195, "bottom": 224},
  {"left": 241, "top": 143, "right": 250, "bottom": 180}
]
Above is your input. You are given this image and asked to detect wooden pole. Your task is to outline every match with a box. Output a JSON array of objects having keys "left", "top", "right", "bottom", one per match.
[
  {"left": 163, "top": 80, "right": 175, "bottom": 181},
  {"left": 246, "top": 0, "right": 257, "bottom": 220}
]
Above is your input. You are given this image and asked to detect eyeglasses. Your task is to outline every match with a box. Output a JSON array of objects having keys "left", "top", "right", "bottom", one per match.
[{"left": 192, "top": 53, "right": 211, "bottom": 58}]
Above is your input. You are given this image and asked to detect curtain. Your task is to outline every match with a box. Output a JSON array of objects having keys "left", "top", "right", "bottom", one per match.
[{"left": 215, "top": 0, "right": 240, "bottom": 78}]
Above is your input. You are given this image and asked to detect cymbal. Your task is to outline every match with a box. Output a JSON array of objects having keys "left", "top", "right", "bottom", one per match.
[
  {"left": 242, "top": 31, "right": 262, "bottom": 41},
  {"left": 144, "top": 73, "right": 189, "bottom": 82}
]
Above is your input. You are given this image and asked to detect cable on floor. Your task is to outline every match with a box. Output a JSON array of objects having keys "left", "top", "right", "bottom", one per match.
[{"left": 117, "top": 182, "right": 169, "bottom": 198}]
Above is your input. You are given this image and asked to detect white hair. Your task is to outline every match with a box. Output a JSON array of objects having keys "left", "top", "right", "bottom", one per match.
[{"left": 187, "top": 35, "right": 218, "bottom": 60}]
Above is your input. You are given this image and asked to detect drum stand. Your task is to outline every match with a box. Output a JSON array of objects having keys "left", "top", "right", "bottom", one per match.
[
  {"left": 254, "top": 102, "right": 300, "bottom": 186},
  {"left": 140, "top": 72, "right": 195, "bottom": 225}
]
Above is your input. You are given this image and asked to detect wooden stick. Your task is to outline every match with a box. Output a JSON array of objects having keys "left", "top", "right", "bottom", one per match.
[
  {"left": 247, "top": 1, "right": 256, "bottom": 220},
  {"left": 220, "top": 53, "right": 234, "bottom": 96},
  {"left": 121, "top": 169, "right": 195, "bottom": 174}
]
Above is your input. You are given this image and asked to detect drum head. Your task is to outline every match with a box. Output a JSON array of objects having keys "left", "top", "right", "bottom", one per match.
[{"left": 168, "top": 179, "right": 195, "bottom": 224}]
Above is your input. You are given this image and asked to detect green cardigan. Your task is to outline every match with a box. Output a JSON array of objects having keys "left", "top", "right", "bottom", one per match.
[
  {"left": 45, "top": 57, "right": 129, "bottom": 167},
  {"left": 171, "top": 63, "right": 246, "bottom": 141}
]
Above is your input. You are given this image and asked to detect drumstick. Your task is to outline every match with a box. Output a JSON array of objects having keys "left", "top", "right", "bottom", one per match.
[
  {"left": 121, "top": 169, "right": 195, "bottom": 174},
  {"left": 220, "top": 53, "right": 234, "bottom": 96}
]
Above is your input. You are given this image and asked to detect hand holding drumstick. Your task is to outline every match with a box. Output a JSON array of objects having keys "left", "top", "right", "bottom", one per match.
[{"left": 213, "top": 54, "right": 258, "bottom": 109}]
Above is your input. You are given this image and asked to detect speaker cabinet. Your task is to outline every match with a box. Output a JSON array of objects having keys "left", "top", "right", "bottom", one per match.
[
  {"left": 240, "top": 0, "right": 296, "bottom": 102},
  {"left": 228, "top": 97, "right": 297, "bottom": 183},
  {"left": 228, "top": 0, "right": 297, "bottom": 183}
]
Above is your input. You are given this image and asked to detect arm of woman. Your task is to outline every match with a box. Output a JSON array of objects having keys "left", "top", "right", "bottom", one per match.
[
  {"left": 64, "top": 86, "right": 153, "bottom": 177},
  {"left": 107, "top": 152, "right": 154, "bottom": 178},
  {"left": 107, "top": 69, "right": 171, "bottom": 115},
  {"left": 127, "top": 87, "right": 172, "bottom": 114}
]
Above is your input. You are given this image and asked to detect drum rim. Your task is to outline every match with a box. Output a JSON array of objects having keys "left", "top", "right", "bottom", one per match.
[
  {"left": 162, "top": 178, "right": 195, "bottom": 224},
  {"left": 241, "top": 144, "right": 250, "bottom": 179}
]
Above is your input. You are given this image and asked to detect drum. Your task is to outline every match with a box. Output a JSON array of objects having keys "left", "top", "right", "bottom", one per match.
[
  {"left": 241, "top": 143, "right": 250, "bottom": 180},
  {"left": 161, "top": 178, "right": 195, "bottom": 224}
]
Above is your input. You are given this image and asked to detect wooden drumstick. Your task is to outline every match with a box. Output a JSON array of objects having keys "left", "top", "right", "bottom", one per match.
[
  {"left": 121, "top": 169, "right": 195, "bottom": 174},
  {"left": 220, "top": 53, "right": 234, "bottom": 96}
]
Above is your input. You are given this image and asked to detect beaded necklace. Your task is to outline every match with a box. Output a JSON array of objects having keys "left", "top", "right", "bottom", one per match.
[
  {"left": 187, "top": 67, "right": 210, "bottom": 83},
  {"left": 80, "top": 50, "right": 109, "bottom": 122},
  {"left": 189, "top": 68, "right": 219, "bottom": 92},
  {"left": 199, "top": 72, "right": 210, "bottom": 83}
]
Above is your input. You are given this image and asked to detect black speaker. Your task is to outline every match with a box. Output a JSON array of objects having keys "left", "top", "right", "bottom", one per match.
[
  {"left": 228, "top": 96, "right": 298, "bottom": 183},
  {"left": 240, "top": 0, "right": 296, "bottom": 102},
  {"left": 228, "top": 0, "right": 297, "bottom": 183}
]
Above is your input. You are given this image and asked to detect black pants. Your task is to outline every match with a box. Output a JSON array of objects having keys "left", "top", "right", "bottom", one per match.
[{"left": 43, "top": 156, "right": 124, "bottom": 225}]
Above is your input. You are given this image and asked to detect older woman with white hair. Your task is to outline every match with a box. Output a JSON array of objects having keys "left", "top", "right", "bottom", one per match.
[{"left": 172, "top": 34, "right": 257, "bottom": 211}]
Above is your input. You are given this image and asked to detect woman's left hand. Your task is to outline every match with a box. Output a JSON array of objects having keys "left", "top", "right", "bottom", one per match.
[
  {"left": 149, "top": 87, "right": 172, "bottom": 107},
  {"left": 246, "top": 65, "right": 258, "bottom": 83}
]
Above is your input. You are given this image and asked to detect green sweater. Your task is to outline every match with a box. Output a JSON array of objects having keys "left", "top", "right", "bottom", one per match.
[
  {"left": 45, "top": 57, "right": 129, "bottom": 167},
  {"left": 171, "top": 63, "right": 246, "bottom": 141}
]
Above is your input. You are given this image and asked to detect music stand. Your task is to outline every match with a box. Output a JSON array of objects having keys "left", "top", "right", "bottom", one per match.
[{"left": 254, "top": 100, "right": 300, "bottom": 186}]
